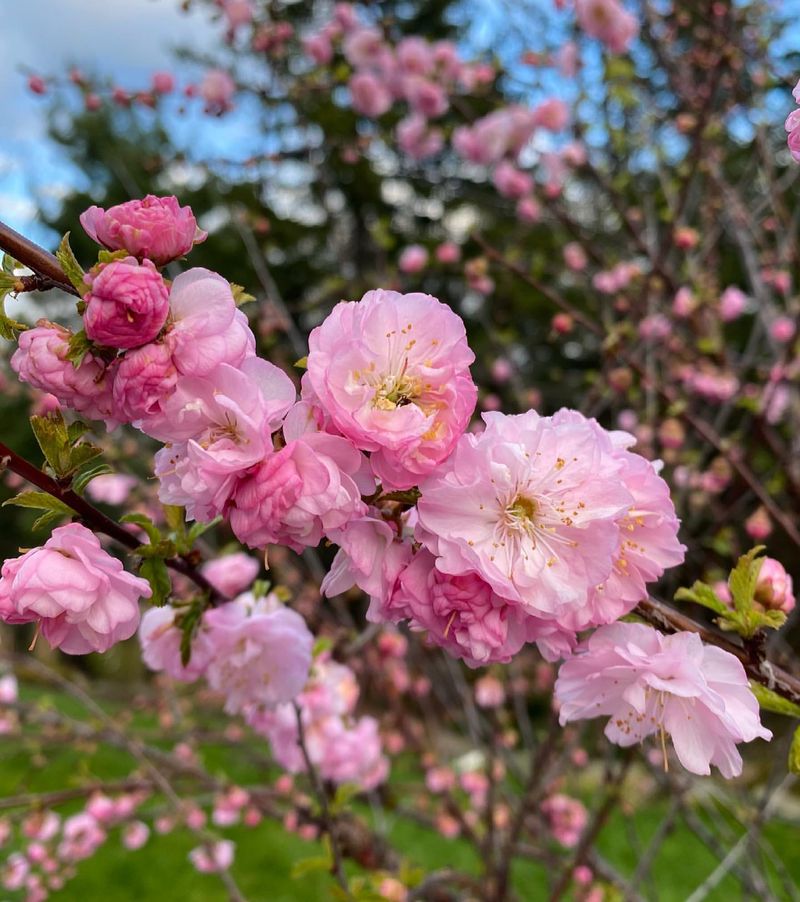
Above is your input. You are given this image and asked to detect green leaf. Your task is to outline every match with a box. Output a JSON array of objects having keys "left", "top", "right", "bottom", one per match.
[
  {"left": 30, "top": 411, "right": 71, "bottom": 475},
  {"left": 120, "top": 513, "right": 162, "bottom": 545},
  {"left": 230, "top": 283, "right": 255, "bottom": 306},
  {"left": 66, "top": 330, "right": 94, "bottom": 368},
  {"left": 294, "top": 356, "right": 308, "bottom": 369},
  {"left": 0, "top": 282, "right": 29, "bottom": 340},
  {"left": 2, "top": 253, "right": 19, "bottom": 275},
  {"left": 312, "top": 636, "right": 334, "bottom": 658},
  {"left": 71, "top": 462, "right": 115, "bottom": 496},
  {"left": 163, "top": 505, "right": 186, "bottom": 533},
  {"left": 55, "top": 232, "right": 87, "bottom": 294},
  {"left": 675, "top": 581, "right": 730, "bottom": 615},
  {"left": 728, "top": 546, "right": 766, "bottom": 614},
  {"left": 186, "top": 517, "right": 222, "bottom": 544},
  {"left": 140, "top": 558, "right": 172, "bottom": 606},
  {"left": 790, "top": 726, "right": 800, "bottom": 775},
  {"left": 750, "top": 682, "right": 800, "bottom": 718},
  {"left": 3, "top": 491, "right": 73, "bottom": 518},
  {"left": 251, "top": 578, "right": 271, "bottom": 599},
  {"left": 97, "top": 249, "right": 131, "bottom": 265},
  {"left": 32, "top": 509, "right": 68, "bottom": 531},
  {"left": 178, "top": 599, "right": 206, "bottom": 666}
]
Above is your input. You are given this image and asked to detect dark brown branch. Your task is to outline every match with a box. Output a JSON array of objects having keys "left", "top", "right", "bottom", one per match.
[
  {"left": 0, "top": 220, "right": 77, "bottom": 295},
  {"left": 0, "top": 440, "right": 221, "bottom": 603}
]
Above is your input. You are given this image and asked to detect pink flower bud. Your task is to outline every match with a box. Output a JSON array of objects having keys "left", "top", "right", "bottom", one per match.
[
  {"left": 398, "top": 245, "right": 429, "bottom": 273},
  {"left": 754, "top": 558, "right": 795, "bottom": 613},
  {"left": 770, "top": 316, "right": 796, "bottom": 344},
  {"left": 151, "top": 71, "right": 175, "bottom": 94},
  {"left": 83, "top": 257, "right": 169, "bottom": 349}
]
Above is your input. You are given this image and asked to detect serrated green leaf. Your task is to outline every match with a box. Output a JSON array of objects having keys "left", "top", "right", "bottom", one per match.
[
  {"left": 3, "top": 491, "right": 73, "bottom": 516},
  {"left": 230, "top": 283, "right": 255, "bottom": 306},
  {"left": 66, "top": 421, "right": 91, "bottom": 443},
  {"left": 30, "top": 411, "right": 71, "bottom": 475},
  {"left": 186, "top": 517, "right": 222, "bottom": 544},
  {"left": 675, "top": 581, "right": 730, "bottom": 615},
  {"left": 120, "top": 513, "right": 162, "bottom": 545},
  {"left": 789, "top": 726, "right": 800, "bottom": 775},
  {"left": 71, "top": 462, "right": 115, "bottom": 495},
  {"left": 67, "top": 443, "right": 103, "bottom": 472},
  {"left": 140, "top": 557, "right": 171, "bottom": 606},
  {"left": 66, "top": 330, "right": 93, "bottom": 368},
  {"left": 750, "top": 682, "right": 800, "bottom": 718},
  {"left": 728, "top": 546, "right": 766, "bottom": 614},
  {"left": 32, "top": 509, "right": 68, "bottom": 531},
  {"left": 56, "top": 232, "right": 87, "bottom": 294}
]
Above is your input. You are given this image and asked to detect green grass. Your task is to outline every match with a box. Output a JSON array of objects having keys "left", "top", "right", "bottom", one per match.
[{"left": 4, "top": 686, "right": 799, "bottom": 901}]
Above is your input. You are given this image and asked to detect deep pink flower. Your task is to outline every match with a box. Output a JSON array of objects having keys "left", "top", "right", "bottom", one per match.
[
  {"left": 435, "top": 241, "right": 461, "bottom": 264},
  {"left": 555, "top": 623, "right": 771, "bottom": 777},
  {"left": 151, "top": 71, "right": 175, "bottom": 94},
  {"left": 0, "top": 523, "right": 150, "bottom": 654},
  {"left": 349, "top": 72, "right": 392, "bottom": 117},
  {"left": 404, "top": 76, "right": 449, "bottom": 118},
  {"left": 416, "top": 410, "right": 633, "bottom": 619},
  {"left": 80, "top": 195, "right": 206, "bottom": 265},
  {"left": 306, "top": 289, "right": 477, "bottom": 489},
  {"left": 11, "top": 322, "right": 117, "bottom": 427},
  {"left": 111, "top": 336, "right": 179, "bottom": 427},
  {"left": 396, "top": 36, "right": 435, "bottom": 75},
  {"left": 493, "top": 161, "right": 533, "bottom": 200},
  {"left": 83, "top": 257, "right": 169, "bottom": 349},
  {"left": 303, "top": 32, "right": 334, "bottom": 65},
  {"left": 203, "top": 594, "right": 313, "bottom": 714},
  {"left": 719, "top": 286, "right": 747, "bottom": 321},
  {"left": 754, "top": 557, "right": 795, "bottom": 613}
]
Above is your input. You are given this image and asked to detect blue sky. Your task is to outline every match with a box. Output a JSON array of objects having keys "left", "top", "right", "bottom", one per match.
[{"left": 0, "top": 0, "right": 219, "bottom": 243}]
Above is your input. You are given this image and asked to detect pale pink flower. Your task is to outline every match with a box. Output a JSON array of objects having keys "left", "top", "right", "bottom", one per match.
[
  {"left": 200, "top": 69, "right": 235, "bottom": 113},
  {"left": 201, "top": 552, "right": 259, "bottom": 598},
  {"left": 745, "top": 507, "right": 772, "bottom": 541},
  {"left": 516, "top": 196, "right": 541, "bottom": 223},
  {"left": 770, "top": 316, "right": 796, "bottom": 343},
  {"left": 555, "top": 623, "right": 772, "bottom": 777},
  {"left": 189, "top": 840, "right": 235, "bottom": 873},
  {"left": 542, "top": 794, "right": 587, "bottom": 847},
  {"left": 58, "top": 813, "right": 106, "bottom": 861},
  {"left": 396, "top": 114, "right": 444, "bottom": 160},
  {"left": 416, "top": 410, "right": 633, "bottom": 619},
  {"left": 754, "top": 558, "right": 795, "bottom": 613},
  {"left": 2, "top": 854, "right": 29, "bottom": 891},
  {"left": 11, "top": 322, "right": 117, "bottom": 427},
  {"left": 303, "top": 32, "right": 334, "bottom": 65},
  {"left": 203, "top": 594, "right": 313, "bottom": 714},
  {"left": 138, "top": 605, "right": 211, "bottom": 681},
  {"left": 492, "top": 161, "right": 533, "bottom": 200},
  {"left": 0, "top": 674, "right": 18, "bottom": 705},
  {"left": 0, "top": 523, "right": 150, "bottom": 654},
  {"left": 672, "top": 286, "right": 696, "bottom": 318},
  {"left": 532, "top": 97, "right": 569, "bottom": 131},
  {"left": 563, "top": 242, "right": 587, "bottom": 271},
  {"left": 85, "top": 474, "right": 138, "bottom": 505},
  {"left": 474, "top": 674, "right": 505, "bottom": 708},
  {"left": 785, "top": 102, "right": 800, "bottom": 162},
  {"left": 343, "top": 27, "right": 385, "bottom": 69},
  {"left": 719, "top": 286, "right": 747, "bottom": 321},
  {"left": 404, "top": 76, "right": 449, "bottom": 118},
  {"left": 639, "top": 313, "right": 671, "bottom": 341},
  {"left": 122, "top": 821, "right": 150, "bottom": 851},
  {"left": 306, "top": 289, "right": 477, "bottom": 489},
  {"left": 167, "top": 268, "right": 255, "bottom": 377},
  {"left": 80, "top": 195, "right": 206, "bottom": 265},
  {"left": 555, "top": 41, "right": 579, "bottom": 77},
  {"left": 575, "top": 0, "right": 638, "bottom": 53},
  {"left": 396, "top": 36, "right": 434, "bottom": 76},
  {"left": 229, "top": 431, "right": 367, "bottom": 553},
  {"left": 350, "top": 72, "right": 392, "bottom": 117},
  {"left": 398, "top": 245, "right": 429, "bottom": 273},
  {"left": 452, "top": 107, "right": 537, "bottom": 164}
]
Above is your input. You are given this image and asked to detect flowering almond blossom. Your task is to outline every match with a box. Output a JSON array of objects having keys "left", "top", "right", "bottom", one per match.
[
  {"left": 305, "top": 288, "right": 477, "bottom": 489},
  {"left": 555, "top": 623, "right": 772, "bottom": 777},
  {"left": 0, "top": 523, "right": 150, "bottom": 654}
]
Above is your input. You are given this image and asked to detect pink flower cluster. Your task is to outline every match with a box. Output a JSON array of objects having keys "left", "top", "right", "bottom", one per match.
[
  {"left": 574, "top": 0, "right": 638, "bottom": 54},
  {"left": 139, "top": 591, "right": 313, "bottom": 715},
  {"left": 325, "top": 408, "right": 685, "bottom": 667},
  {"left": 785, "top": 79, "right": 800, "bottom": 162},
  {"left": 248, "top": 655, "right": 389, "bottom": 791},
  {"left": 0, "top": 523, "right": 150, "bottom": 654},
  {"left": 555, "top": 622, "right": 771, "bottom": 777}
]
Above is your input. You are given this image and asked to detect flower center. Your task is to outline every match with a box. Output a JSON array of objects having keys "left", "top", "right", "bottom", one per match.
[
  {"left": 504, "top": 495, "right": 539, "bottom": 530},
  {"left": 373, "top": 372, "right": 422, "bottom": 411}
]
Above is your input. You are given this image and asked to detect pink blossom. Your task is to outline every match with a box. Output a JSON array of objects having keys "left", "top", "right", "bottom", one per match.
[
  {"left": 542, "top": 794, "right": 587, "bottom": 847},
  {"left": 167, "top": 268, "right": 255, "bottom": 376},
  {"left": 785, "top": 103, "right": 800, "bottom": 162},
  {"left": 416, "top": 410, "right": 633, "bottom": 620},
  {"left": 754, "top": 558, "right": 795, "bottom": 613},
  {"left": 474, "top": 674, "right": 505, "bottom": 708},
  {"left": 85, "top": 473, "right": 138, "bottom": 505},
  {"left": 555, "top": 623, "right": 771, "bottom": 777},
  {"left": 744, "top": 507, "right": 772, "bottom": 541},
  {"left": 396, "top": 36, "right": 435, "bottom": 75},
  {"left": 398, "top": 245, "right": 429, "bottom": 273},
  {"left": 230, "top": 430, "right": 367, "bottom": 553},
  {"left": 200, "top": 69, "right": 236, "bottom": 113},
  {"left": 83, "top": 257, "right": 169, "bottom": 349},
  {"left": 770, "top": 316, "right": 796, "bottom": 343},
  {"left": 719, "top": 286, "right": 747, "bottom": 321},
  {"left": 222, "top": 0, "right": 253, "bottom": 31},
  {"left": 306, "top": 289, "right": 477, "bottom": 489},
  {"left": 150, "top": 357, "right": 294, "bottom": 519},
  {"left": 189, "top": 840, "right": 235, "bottom": 873},
  {"left": 80, "top": 195, "right": 207, "bottom": 265},
  {"left": 21, "top": 811, "right": 59, "bottom": 842},
  {"left": 435, "top": 241, "right": 461, "bottom": 264},
  {"left": 492, "top": 161, "right": 533, "bottom": 200},
  {"left": 452, "top": 107, "right": 537, "bottom": 164},
  {"left": 404, "top": 76, "right": 449, "bottom": 118},
  {"left": 151, "top": 71, "right": 175, "bottom": 94},
  {"left": 2, "top": 853, "right": 29, "bottom": 891},
  {"left": 58, "top": 813, "right": 106, "bottom": 861},
  {"left": 532, "top": 97, "right": 569, "bottom": 131},
  {"left": 303, "top": 31, "right": 334, "bottom": 65},
  {"left": 563, "top": 242, "right": 587, "bottom": 271},
  {"left": 11, "top": 322, "right": 117, "bottom": 426},
  {"left": 0, "top": 523, "right": 150, "bottom": 654},
  {"left": 396, "top": 115, "right": 444, "bottom": 160},
  {"left": 350, "top": 72, "right": 392, "bottom": 117},
  {"left": 122, "top": 821, "right": 150, "bottom": 851},
  {"left": 575, "top": 0, "right": 639, "bottom": 53},
  {"left": 28, "top": 75, "right": 46, "bottom": 95},
  {"left": 203, "top": 594, "right": 313, "bottom": 714},
  {"left": 343, "top": 27, "right": 386, "bottom": 68},
  {"left": 138, "top": 604, "right": 211, "bottom": 681},
  {"left": 201, "top": 552, "right": 260, "bottom": 599},
  {"left": 555, "top": 41, "right": 579, "bottom": 77},
  {"left": 111, "top": 336, "right": 178, "bottom": 427},
  {"left": 638, "top": 313, "right": 671, "bottom": 341},
  {"left": 516, "top": 196, "right": 541, "bottom": 223}
]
